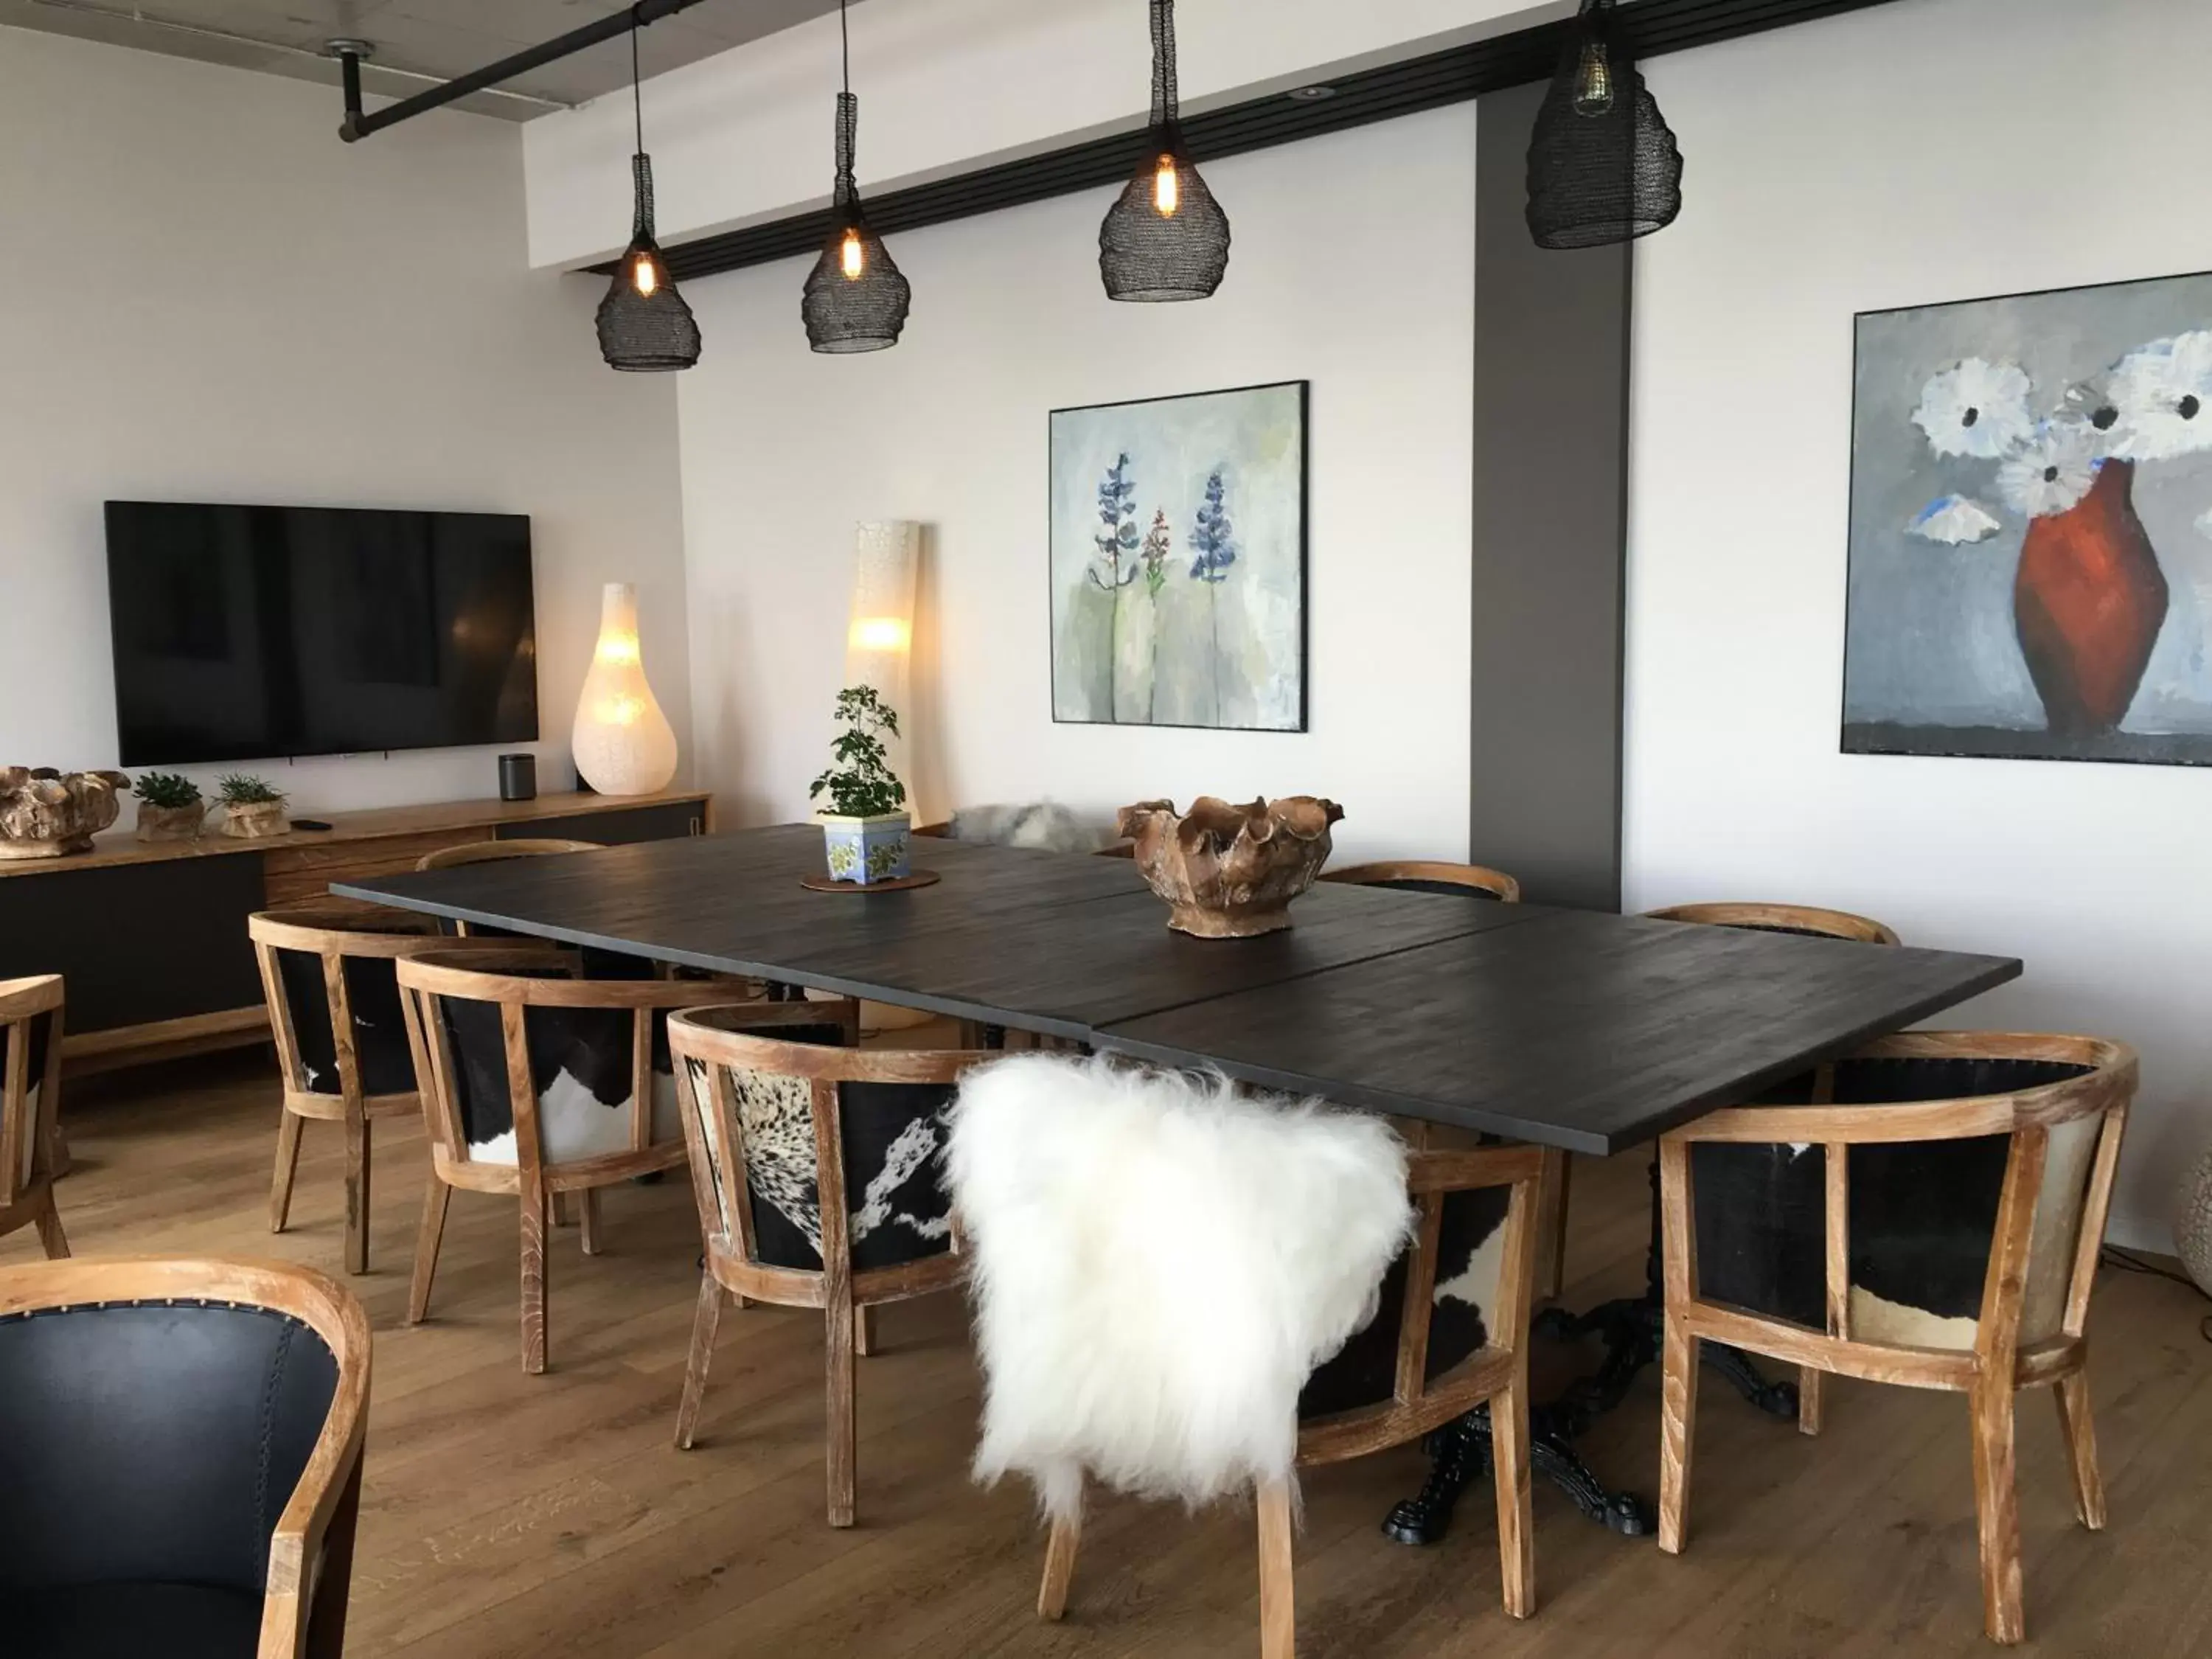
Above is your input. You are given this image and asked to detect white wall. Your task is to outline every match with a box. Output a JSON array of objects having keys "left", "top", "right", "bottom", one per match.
[
  {"left": 0, "top": 26, "right": 690, "bottom": 819},
  {"left": 523, "top": 0, "right": 1559, "bottom": 268},
  {"left": 1628, "top": 0, "right": 2212, "bottom": 1245},
  {"left": 677, "top": 106, "right": 1475, "bottom": 864}
]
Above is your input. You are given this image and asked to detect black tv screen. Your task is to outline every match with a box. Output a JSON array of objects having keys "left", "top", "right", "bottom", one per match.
[{"left": 105, "top": 501, "right": 539, "bottom": 767}]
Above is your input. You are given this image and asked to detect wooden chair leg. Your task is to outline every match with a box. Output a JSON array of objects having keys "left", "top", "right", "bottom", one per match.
[
  {"left": 269, "top": 1108, "right": 303, "bottom": 1234},
  {"left": 1490, "top": 1378, "right": 1535, "bottom": 1618},
  {"left": 854, "top": 1304, "right": 875, "bottom": 1357},
  {"left": 825, "top": 1293, "right": 858, "bottom": 1527},
  {"left": 33, "top": 1188, "right": 69, "bottom": 1260},
  {"left": 46, "top": 1121, "right": 71, "bottom": 1180},
  {"left": 1798, "top": 1368, "right": 1825, "bottom": 1436},
  {"left": 2054, "top": 1369, "right": 2106, "bottom": 1531},
  {"left": 521, "top": 1179, "right": 549, "bottom": 1375},
  {"left": 675, "top": 1273, "right": 725, "bottom": 1450},
  {"left": 1658, "top": 1317, "right": 1699, "bottom": 1555},
  {"left": 1540, "top": 1151, "right": 1571, "bottom": 1301},
  {"left": 408, "top": 1173, "right": 451, "bottom": 1326},
  {"left": 343, "top": 1114, "right": 370, "bottom": 1276},
  {"left": 579, "top": 1187, "right": 603, "bottom": 1257},
  {"left": 1969, "top": 1380, "right": 2025, "bottom": 1644},
  {"left": 1256, "top": 1477, "right": 1295, "bottom": 1659},
  {"left": 552, "top": 1189, "right": 576, "bottom": 1227},
  {"left": 1037, "top": 1503, "right": 1082, "bottom": 1621}
]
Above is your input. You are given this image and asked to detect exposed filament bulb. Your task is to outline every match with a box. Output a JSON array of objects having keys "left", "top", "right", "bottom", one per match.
[
  {"left": 1153, "top": 154, "right": 1179, "bottom": 217},
  {"left": 841, "top": 228, "right": 866, "bottom": 279},
  {"left": 1572, "top": 36, "right": 1615, "bottom": 116},
  {"left": 632, "top": 253, "right": 659, "bottom": 296}
]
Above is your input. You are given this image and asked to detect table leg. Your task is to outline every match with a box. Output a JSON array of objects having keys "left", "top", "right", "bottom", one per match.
[{"left": 1381, "top": 1156, "right": 1796, "bottom": 1547}]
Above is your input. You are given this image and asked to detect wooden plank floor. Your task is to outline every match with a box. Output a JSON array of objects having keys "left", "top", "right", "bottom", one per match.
[{"left": 19, "top": 1048, "right": 2212, "bottom": 1658}]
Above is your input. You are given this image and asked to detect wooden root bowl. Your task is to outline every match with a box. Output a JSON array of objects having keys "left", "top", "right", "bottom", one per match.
[
  {"left": 1116, "top": 796, "right": 1344, "bottom": 939},
  {"left": 0, "top": 767, "right": 128, "bottom": 860}
]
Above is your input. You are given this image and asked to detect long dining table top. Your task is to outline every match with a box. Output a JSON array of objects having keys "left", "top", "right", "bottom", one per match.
[{"left": 334, "top": 824, "right": 2021, "bottom": 1155}]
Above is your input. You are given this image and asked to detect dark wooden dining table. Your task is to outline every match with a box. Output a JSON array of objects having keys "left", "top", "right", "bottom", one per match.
[{"left": 335, "top": 824, "right": 2022, "bottom": 1534}]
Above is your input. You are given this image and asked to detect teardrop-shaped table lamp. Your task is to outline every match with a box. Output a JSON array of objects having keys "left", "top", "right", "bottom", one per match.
[{"left": 572, "top": 582, "right": 678, "bottom": 796}]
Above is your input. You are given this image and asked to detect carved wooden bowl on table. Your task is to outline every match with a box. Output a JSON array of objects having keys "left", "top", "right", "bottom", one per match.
[
  {"left": 0, "top": 768, "right": 130, "bottom": 860},
  {"left": 1116, "top": 796, "right": 1343, "bottom": 939}
]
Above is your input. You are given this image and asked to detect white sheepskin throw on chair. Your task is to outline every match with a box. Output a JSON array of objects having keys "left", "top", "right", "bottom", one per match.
[{"left": 947, "top": 1054, "right": 1413, "bottom": 1523}]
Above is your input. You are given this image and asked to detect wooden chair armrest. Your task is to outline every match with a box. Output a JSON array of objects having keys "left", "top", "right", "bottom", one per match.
[{"left": 1668, "top": 1098, "right": 2043, "bottom": 1146}]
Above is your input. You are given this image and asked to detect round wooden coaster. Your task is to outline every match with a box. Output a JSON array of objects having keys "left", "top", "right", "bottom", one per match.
[{"left": 798, "top": 869, "right": 942, "bottom": 894}]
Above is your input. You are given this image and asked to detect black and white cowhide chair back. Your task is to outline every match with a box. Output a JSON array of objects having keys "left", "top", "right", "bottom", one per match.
[
  {"left": 1692, "top": 1048, "right": 2115, "bottom": 1352},
  {"left": 669, "top": 1003, "right": 959, "bottom": 1275},
  {"left": 411, "top": 951, "right": 700, "bottom": 1169},
  {"left": 261, "top": 914, "right": 435, "bottom": 1102}
]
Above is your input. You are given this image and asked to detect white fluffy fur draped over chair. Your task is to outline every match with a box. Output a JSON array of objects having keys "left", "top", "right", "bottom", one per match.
[{"left": 948, "top": 1054, "right": 1546, "bottom": 1655}]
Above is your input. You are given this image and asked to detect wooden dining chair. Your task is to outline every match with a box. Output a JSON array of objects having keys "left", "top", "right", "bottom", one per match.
[
  {"left": 1322, "top": 859, "right": 1523, "bottom": 903},
  {"left": 415, "top": 837, "right": 605, "bottom": 871},
  {"left": 395, "top": 947, "right": 745, "bottom": 1373},
  {"left": 666, "top": 1002, "right": 992, "bottom": 1526},
  {"left": 1657, "top": 1032, "right": 2135, "bottom": 1645},
  {"left": 0, "top": 975, "right": 69, "bottom": 1259},
  {"left": 250, "top": 907, "right": 496, "bottom": 1275},
  {"left": 0, "top": 1254, "right": 370, "bottom": 1658},
  {"left": 1646, "top": 901, "right": 1902, "bottom": 1421}
]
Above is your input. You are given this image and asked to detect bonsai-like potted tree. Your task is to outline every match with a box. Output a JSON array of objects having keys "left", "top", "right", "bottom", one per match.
[
  {"left": 133, "top": 772, "right": 206, "bottom": 843},
  {"left": 216, "top": 773, "right": 288, "bottom": 840},
  {"left": 809, "top": 686, "right": 910, "bottom": 885}
]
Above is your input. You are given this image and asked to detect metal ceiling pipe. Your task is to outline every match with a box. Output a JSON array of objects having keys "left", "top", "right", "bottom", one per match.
[{"left": 339, "top": 0, "right": 713, "bottom": 142}]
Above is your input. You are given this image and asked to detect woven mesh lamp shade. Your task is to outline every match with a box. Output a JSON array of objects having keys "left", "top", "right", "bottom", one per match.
[
  {"left": 1099, "top": 0, "right": 1228, "bottom": 302},
  {"left": 803, "top": 93, "right": 911, "bottom": 353},
  {"left": 597, "top": 153, "right": 701, "bottom": 371},
  {"left": 1526, "top": 0, "right": 1683, "bottom": 251}
]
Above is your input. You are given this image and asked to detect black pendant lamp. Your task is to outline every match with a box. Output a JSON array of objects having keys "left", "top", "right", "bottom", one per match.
[
  {"left": 801, "top": 0, "right": 911, "bottom": 353},
  {"left": 1526, "top": 0, "right": 1683, "bottom": 251},
  {"left": 596, "top": 19, "right": 701, "bottom": 372},
  {"left": 1099, "top": 0, "right": 1228, "bottom": 302}
]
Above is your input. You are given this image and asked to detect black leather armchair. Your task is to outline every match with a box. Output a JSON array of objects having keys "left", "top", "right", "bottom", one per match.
[{"left": 0, "top": 1258, "right": 370, "bottom": 1658}]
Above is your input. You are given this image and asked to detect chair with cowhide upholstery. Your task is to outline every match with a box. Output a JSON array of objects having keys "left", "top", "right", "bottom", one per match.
[
  {"left": 250, "top": 908, "right": 497, "bottom": 1276},
  {"left": 394, "top": 947, "right": 748, "bottom": 1374},
  {"left": 1322, "top": 859, "right": 1523, "bottom": 904},
  {"left": 0, "top": 1255, "right": 369, "bottom": 1659},
  {"left": 0, "top": 975, "right": 69, "bottom": 1260},
  {"left": 1657, "top": 1032, "right": 2135, "bottom": 1645},
  {"left": 1646, "top": 900, "right": 1902, "bottom": 1425},
  {"left": 947, "top": 1055, "right": 1548, "bottom": 1653},
  {"left": 666, "top": 1002, "right": 992, "bottom": 1527}
]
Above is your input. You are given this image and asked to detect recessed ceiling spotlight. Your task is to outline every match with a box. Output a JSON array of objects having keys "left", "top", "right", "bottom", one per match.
[{"left": 1287, "top": 84, "right": 1336, "bottom": 102}]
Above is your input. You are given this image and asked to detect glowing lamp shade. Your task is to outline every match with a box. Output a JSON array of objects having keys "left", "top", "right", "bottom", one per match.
[
  {"left": 846, "top": 521, "right": 920, "bottom": 790},
  {"left": 571, "top": 582, "right": 678, "bottom": 796}
]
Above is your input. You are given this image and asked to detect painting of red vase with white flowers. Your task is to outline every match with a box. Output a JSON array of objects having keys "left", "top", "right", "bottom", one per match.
[{"left": 1844, "top": 270, "right": 2212, "bottom": 765}]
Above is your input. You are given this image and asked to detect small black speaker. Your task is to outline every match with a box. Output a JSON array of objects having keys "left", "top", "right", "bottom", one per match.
[{"left": 498, "top": 753, "right": 537, "bottom": 802}]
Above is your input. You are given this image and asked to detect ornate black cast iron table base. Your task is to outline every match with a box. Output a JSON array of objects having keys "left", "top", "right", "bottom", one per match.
[{"left": 1382, "top": 1160, "right": 1799, "bottom": 1547}]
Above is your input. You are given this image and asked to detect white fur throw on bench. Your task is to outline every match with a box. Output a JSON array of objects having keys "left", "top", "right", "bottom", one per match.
[{"left": 946, "top": 1054, "right": 1414, "bottom": 1524}]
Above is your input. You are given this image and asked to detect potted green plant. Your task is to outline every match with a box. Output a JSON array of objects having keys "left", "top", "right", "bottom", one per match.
[
  {"left": 131, "top": 771, "right": 206, "bottom": 843},
  {"left": 808, "top": 686, "right": 910, "bottom": 885},
  {"left": 216, "top": 773, "right": 288, "bottom": 840}
]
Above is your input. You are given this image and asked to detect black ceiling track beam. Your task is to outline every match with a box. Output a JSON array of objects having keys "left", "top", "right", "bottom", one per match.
[
  {"left": 338, "top": 0, "right": 710, "bottom": 142},
  {"left": 593, "top": 0, "right": 1902, "bottom": 283}
]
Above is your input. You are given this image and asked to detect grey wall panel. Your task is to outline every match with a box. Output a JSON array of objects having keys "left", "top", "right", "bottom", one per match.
[{"left": 1470, "top": 80, "right": 1632, "bottom": 914}]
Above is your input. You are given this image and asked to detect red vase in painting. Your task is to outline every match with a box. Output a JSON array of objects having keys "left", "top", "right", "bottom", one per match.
[{"left": 2013, "top": 459, "right": 2168, "bottom": 736}]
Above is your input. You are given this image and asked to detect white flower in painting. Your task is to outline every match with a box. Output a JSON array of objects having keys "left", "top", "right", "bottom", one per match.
[
  {"left": 1908, "top": 493, "right": 2003, "bottom": 546},
  {"left": 2109, "top": 330, "right": 2212, "bottom": 461},
  {"left": 1997, "top": 420, "right": 2100, "bottom": 520},
  {"left": 1912, "top": 358, "right": 2033, "bottom": 459}
]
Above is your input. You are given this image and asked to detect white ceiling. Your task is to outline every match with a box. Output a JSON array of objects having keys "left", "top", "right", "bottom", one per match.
[{"left": 0, "top": 0, "right": 851, "bottom": 119}]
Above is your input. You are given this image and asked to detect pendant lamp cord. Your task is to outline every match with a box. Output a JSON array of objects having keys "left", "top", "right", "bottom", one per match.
[
  {"left": 631, "top": 11, "right": 644, "bottom": 154},
  {"left": 840, "top": 0, "right": 851, "bottom": 99}
]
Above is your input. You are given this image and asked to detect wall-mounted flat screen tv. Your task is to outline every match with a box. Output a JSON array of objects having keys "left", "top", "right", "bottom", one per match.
[{"left": 105, "top": 501, "right": 538, "bottom": 767}]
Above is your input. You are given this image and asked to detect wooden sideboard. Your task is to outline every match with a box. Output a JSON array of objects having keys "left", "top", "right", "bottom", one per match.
[{"left": 0, "top": 788, "right": 712, "bottom": 1074}]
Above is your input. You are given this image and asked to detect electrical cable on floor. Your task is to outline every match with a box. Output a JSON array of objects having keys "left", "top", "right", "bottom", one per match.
[{"left": 2099, "top": 1245, "right": 2212, "bottom": 1344}]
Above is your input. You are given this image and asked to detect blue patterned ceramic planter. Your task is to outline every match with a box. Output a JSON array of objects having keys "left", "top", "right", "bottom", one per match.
[{"left": 818, "top": 812, "right": 911, "bottom": 886}]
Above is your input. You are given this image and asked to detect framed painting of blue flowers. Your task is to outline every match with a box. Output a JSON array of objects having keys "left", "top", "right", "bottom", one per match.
[
  {"left": 1843, "top": 269, "right": 2212, "bottom": 765},
  {"left": 1049, "top": 381, "right": 1307, "bottom": 731}
]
